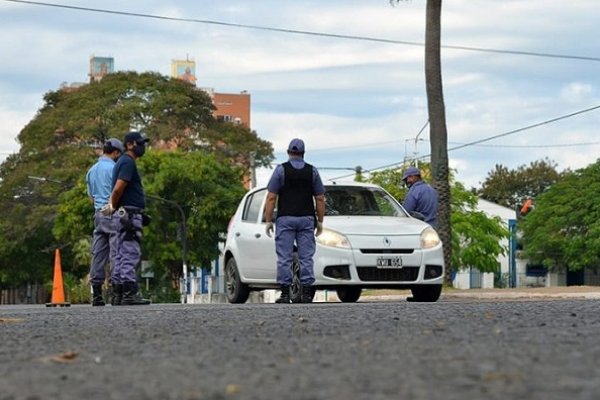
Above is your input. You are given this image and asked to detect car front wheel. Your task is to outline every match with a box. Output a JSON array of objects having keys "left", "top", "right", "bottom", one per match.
[
  {"left": 336, "top": 287, "right": 362, "bottom": 303},
  {"left": 409, "top": 284, "right": 442, "bottom": 302},
  {"left": 225, "top": 257, "right": 250, "bottom": 304},
  {"left": 290, "top": 253, "right": 316, "bottom": 303}
]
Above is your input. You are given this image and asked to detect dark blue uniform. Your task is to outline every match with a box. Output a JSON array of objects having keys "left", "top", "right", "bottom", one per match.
[
  {"left": 403, "top": 180, "right": 439, "bottom": 227},
  {"left": 111, "top": 154, "right": 145, "bottom": 284},
  {"left": 267, "top": 158, "right": 325, "bottom": 286}
]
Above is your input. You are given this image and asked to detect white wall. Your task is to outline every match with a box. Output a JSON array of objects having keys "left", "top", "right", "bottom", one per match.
[{"left": 452, "top": 199, "right": 516, "bottom": 289}]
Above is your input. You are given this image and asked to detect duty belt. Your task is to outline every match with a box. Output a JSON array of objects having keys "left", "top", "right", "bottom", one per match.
[{"left": 123, "top": 206, "right": 143, "bottom": 214}]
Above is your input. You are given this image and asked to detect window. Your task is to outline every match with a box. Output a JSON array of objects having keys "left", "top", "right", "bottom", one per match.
[
  {"left": 324, "top": 186, "right": 406, "bottom": 217},
  {"left": 242, "top": 189, "right": 266, "bottom": 222},
  {"left": 526, "top": 264, "right": 548, "bottom": 277}
]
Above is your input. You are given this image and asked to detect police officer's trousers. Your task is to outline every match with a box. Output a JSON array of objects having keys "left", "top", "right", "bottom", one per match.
[{"left": 275, "top": 215, "right": 316, "bottom": 286}]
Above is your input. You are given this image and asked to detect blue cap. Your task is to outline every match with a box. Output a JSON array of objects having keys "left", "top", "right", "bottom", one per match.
[
  {"left": 287, "top": 138, "right": 305, "bottom": 153},
  {"left": 105, "top": 138, "right": 124, "bottom": 153},
  {"left": 123, "top": 131, "right": 149, "bottom": 145},
  {"left": 402, "top": 166, "right": 421, "bottom": 181}
]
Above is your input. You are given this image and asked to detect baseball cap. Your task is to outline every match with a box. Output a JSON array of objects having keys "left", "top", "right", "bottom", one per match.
[
  {"left": 402, "top": 166, "right": 421, "bottom": 181},
  {"left": 105, "top": 138, "right": 124, "bottom": 153},
  {"left": 287, "top": 138, "right": 305, "bottom": 153},
  {"left": 123, "top": 131, "right": 150, "bottom": 145}
]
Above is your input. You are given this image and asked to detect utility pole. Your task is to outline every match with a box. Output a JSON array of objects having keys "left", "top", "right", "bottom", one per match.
[{"left": 249, "top": 152, "right": 257, "bottom": 188}]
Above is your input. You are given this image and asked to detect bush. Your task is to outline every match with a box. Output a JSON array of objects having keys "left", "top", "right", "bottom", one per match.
[{"left": 45, "top": 273, "right": 91, "bottom": 304}]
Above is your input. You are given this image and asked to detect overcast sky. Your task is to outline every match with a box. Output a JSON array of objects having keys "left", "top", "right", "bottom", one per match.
[{"left": 1, "top": 0, "right": 599, "bottom": 189}]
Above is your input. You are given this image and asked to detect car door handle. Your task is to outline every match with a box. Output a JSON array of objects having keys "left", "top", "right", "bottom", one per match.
[
  {"left": 255, "top": 233, "right": 261, "bottom": 238},
  {"left": 235, "top": 232, "right": 241, "bottom": 237}
]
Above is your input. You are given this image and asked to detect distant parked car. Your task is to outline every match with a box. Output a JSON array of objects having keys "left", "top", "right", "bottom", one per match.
[{"left": 221, "top": 182, "right": 444, "bottom": 303}]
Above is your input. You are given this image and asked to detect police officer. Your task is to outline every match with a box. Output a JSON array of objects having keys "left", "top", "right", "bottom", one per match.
[
  {"left": 103, "top": 131, "right": 151, "bottom": 305},
  {"left": 86, "top": 138, "right": 123, "bottom": 306},
  {"left": 402, "top": 166, "right": 439, "bottom": 228},
  {"left": 264, "top": 138, "right": 325, "bottom": 304}
]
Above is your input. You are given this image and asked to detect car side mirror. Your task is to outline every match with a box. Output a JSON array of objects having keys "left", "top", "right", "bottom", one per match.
[{"left": 409, "top": 211, "right": 425, "bottom": 221}]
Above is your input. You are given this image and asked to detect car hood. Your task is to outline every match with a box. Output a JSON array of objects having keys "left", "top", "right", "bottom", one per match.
[{"left": 324, "top": 216, "right": 429, "bottom": 236}]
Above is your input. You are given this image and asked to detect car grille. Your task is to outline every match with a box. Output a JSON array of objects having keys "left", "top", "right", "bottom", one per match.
[
  {"left": 360, "top": 249, "right": 414, "bottom": 254},
  {"left": 356, "top": 266, "right": 419, "bottom": 282}
]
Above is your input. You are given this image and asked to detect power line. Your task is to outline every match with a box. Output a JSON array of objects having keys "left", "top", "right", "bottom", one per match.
[
  {"left": 446, "top": 104, "right": 600, "bottom": 153},
  {"left": 4, "top": 0, "right": 600, "bottom": 63},
  {"left": 305, "top": 137, "right": 600, "bottom": 154},
  {"left": 447, "top": 140, "right": 600, "bottom": 149},
  {"left": 277, "top": 130, "right": 600, "bottom": 153},
  {"left": 329, "top": 103, "right": 600, "bottom": 181}
]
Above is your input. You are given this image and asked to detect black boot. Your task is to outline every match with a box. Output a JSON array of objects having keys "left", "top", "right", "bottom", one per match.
[
  {"left": 301, "top": 285, "right": 313, "bottom": 303},
  {"left": 111, "top": 283, "right": 123, "bottom": 306},
  {"left": 92, "top": 284, "right": 105, "bottom": 306},
  {"left": 121, "top": 281, "right": 151, "bottom": 305},
  {"left": 275, "top": 285, "right": 291, "bottom": 304}
]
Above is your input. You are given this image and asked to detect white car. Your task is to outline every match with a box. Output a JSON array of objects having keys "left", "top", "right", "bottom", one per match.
[{"left": 221, "top": 182, "right": 444, "bottom": 303}]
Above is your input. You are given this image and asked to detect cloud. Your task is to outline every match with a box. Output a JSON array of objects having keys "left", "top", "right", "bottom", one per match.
[
  {"left": 1, "top": 0, "right": 600, "bottom": 192},
  {"left": 0, "top": 107, "right": 29, "bottom": 157},
  {"left": 561, "top": 82, "right": 594, "bottom": 103}
]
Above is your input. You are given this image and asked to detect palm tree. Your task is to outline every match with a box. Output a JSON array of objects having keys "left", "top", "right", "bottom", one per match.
[{"left": 394, "top": 0, "right": 452, "bottom": 283}]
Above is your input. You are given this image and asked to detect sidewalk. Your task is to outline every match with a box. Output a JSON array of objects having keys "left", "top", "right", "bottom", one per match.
[
  {"left": 358, "top": 286, "right": 600, "bottom": 302},
  {"left": 443, "top": 286, "right": 600, "bottom": 300},
  {"left": 191, "top": 286, "right": 600, "bottom": 304}
]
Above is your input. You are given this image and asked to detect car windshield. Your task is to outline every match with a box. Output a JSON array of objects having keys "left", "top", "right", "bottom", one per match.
[{"left": 324, "top": 185, "right": 407, "bottom": 217}]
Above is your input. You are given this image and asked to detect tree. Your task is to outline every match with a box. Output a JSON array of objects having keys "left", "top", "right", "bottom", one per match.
[
  {"left": 393, "top": 0, "right": 452, "bottom": 282},
  {"left": 520, "top": 161, "right": 600, "bottom": 272},
  {"left": 0, "top": 71, "right": 272, "bottom": 289},
  {"left": 369, "top": 164, "right": 508, "bottom": 275},
  {"left": 140, "top": 150, "right": 246, "bottom": 286},
  {"left": 478, "top": 158, "right": 564, "bottom": 209},
  {"left": 450, "top": 182, "right": 508, "bottom": 273},
  {"left": 0, "top": 150, "right": 77, "bottom": 288}
]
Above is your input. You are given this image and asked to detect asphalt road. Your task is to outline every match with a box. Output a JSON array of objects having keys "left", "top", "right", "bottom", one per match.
[{"left": 1, "top": 298, "right": 599, "bottom": 400}]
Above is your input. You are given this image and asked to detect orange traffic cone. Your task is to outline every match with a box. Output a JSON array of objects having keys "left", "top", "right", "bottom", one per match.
[{"left": 45, "top": 248, "right": 71, "bottom": 307}]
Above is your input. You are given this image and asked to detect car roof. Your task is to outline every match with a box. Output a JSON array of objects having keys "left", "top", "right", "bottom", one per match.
[
  {"left": 248, "top": 181, "right": 382, "bottom": 195},
  {"left": 324, "top": 181, "right": 380, "bottom": 188}
]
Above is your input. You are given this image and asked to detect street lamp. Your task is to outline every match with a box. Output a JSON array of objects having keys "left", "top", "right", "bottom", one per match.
[
  {"left": 28, "top": 175, "right": 67, "bottom": 185},
  {"left": 413, "top": 120, "right": 429, "bottom": 168},
  {"left": 145, "top": 194, "right": 188, "bottom": 304}
]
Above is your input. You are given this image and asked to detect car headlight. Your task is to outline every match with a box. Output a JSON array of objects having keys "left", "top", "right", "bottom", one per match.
[
  {"left": 420, "top": 227, "right": 441, "bottom": 249},
  {"left": 316, "top": 228, "right": 351, "bottom": 249}
]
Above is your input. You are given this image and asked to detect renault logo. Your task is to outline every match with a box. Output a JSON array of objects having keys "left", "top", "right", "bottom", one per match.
[{"left": 383, "top": 237, "right": 391, "bottom": 247}]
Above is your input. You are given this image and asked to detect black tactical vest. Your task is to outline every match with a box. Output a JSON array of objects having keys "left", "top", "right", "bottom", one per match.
[{"left": 277, "top": 162, "right": 315, "bottom": 217}]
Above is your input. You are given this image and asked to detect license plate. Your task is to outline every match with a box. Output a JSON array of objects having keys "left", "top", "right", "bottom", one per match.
[{"left": 376, "top": 257, "right": 403, "bottom": 268}]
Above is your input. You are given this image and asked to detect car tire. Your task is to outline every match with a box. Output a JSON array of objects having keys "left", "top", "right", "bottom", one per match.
[
  {"left": 409, "top": 284, "right": 442, "bottom": 302},
  {"left": 225, "top": 257, "right": 250, "bottom": 304},
  {"left": 336, "top": 287, "right": 362, "bottom": 303}
]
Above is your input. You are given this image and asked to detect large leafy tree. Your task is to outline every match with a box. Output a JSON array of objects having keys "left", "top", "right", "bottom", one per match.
[
  {"left": 520, "top": 162, "right": 600, "bottom": 271},
  {"left": 478, "top": 158, "right": 564, "bottom": 209},
  {"left": 368, "top": 165, "right": 507, "bottom": 274},
  {"left": 140, "top": 150, "right": 246, "bottom": 283},
  {"left": 0, "top": 150, "right": 79, "bottom": 287},
  {"left": 393, "top": 0, "right": 452, "bottom": 282},
  {"left": 0, "top": 71, "right": 272, "bottom": 288}
]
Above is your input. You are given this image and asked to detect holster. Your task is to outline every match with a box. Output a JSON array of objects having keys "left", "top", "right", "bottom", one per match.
[
  {"left": 141, "top": 213, "right": 151, "bottom": 226},
  {"left": 119, "top": 209, "right": 141, "bottom": 242}
]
